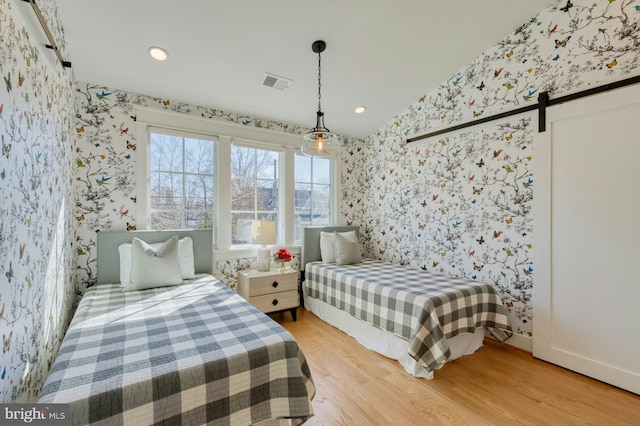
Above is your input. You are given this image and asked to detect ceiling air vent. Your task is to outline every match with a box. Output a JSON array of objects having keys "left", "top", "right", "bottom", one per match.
[{"left": 261, "top": 73, "right": 292, "bottom": 91}]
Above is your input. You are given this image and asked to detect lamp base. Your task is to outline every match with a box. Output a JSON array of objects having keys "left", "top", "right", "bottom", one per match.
[{"left": 256, "top": 246, "right": 271, "bottom": 272}]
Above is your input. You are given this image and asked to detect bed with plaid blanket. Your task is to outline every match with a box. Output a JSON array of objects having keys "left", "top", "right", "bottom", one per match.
[
  {"left": 38, "top": 275, "right": 315, "bottom": 425},
  {"left": 304, "top": 259, "right": 512, "bottom": 372}
]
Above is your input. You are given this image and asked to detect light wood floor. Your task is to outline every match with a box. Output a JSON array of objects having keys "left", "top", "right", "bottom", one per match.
[{"left": 274, "top": 308, "right": 640, "bottom": 426}]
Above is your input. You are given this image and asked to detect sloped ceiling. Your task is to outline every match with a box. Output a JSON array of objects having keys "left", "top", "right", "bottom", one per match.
[{"left": 56, "top": 0, "right": 555, "bottom": 139}]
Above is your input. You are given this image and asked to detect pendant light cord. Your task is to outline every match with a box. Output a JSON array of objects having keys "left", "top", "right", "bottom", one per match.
[
  {"left": 317, "top": 50, "right": 322, "bottom": 113},
  {"left": 302, "top": 40, "right": 337, "bottom": 152}
]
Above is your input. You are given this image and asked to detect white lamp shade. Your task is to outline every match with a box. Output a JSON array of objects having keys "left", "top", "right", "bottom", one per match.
[{"left": 251, "top": 220, "right": 276, "bottom": 245}]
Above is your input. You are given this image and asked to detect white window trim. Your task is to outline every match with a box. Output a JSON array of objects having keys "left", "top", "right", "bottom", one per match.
[
  {"left": 146, "top": 127, "right": 217, "bottom": 230},
  {"left": 226, "top": 140, "right": 283, "bottom": 250},
  {"left": 215, "top": 136, "right": 232, "bottom": 250},
  {"left": 135, "top": 106, "right": 337, "bottom": 255},
  {"left": 283, "top": 147, "right": 295, "bottom": 245},
  {"left": 136, "top": 106, "right": 304, "bottom": 148}
]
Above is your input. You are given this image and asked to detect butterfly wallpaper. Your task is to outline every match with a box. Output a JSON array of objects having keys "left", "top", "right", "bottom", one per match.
[
  {"left": 0, "top": 0, "right": 76, "bottom": 402},
  {"left": 341, "top": 0, "right": 640, "bottom": 337},
  {"left": 73, "top": 84, "right": 322, "bottom": 291},
  {"left": 2, "top": 0, "right": 640, "bottom": 404}
]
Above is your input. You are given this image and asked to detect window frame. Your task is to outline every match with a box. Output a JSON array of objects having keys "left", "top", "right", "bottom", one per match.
[
  {"left": 148, "top": 127, "right": 216, "bottom": 230},
  {"left": 135, "top": 106, "right": 339, "bottom": 253},
  {"left": 294, "top": 153, "right": 334, "bottom": 241},
  {"left": 229, "top": 141, "right": 282, "bottom": 246}
]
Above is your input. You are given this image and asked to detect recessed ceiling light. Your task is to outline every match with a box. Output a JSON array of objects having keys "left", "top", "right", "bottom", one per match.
[
  {"left": 354, "top": 106, "right": 366, "bottom": 114},
  {"left": 148, "top": 46, "right": 168, "bottom": 61}
]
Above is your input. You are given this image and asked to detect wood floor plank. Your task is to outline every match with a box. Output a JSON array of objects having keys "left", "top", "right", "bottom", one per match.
[{"left": 275, "top": 309, "right": 640, "bottom": 425}]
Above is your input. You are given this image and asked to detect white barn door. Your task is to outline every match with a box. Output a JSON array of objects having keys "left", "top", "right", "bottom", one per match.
[{"left": 533, "top": 83, "right": 640, "bottom": 395}]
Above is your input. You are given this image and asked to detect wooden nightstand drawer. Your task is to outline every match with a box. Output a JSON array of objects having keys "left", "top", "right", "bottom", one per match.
[
  {"left": 244, "top": 273, "right": 297, "bottom": 297},
  {"left": 249, "top": 290, "right": 299, "bottom": 313},
  {"left": 238, "top": 269, "right": 300, "bottom": 321}
]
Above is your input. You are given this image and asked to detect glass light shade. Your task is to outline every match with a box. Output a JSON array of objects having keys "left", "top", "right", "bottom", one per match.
[{"left": 302, "top": 111, "right": 339, "bottom": 158}]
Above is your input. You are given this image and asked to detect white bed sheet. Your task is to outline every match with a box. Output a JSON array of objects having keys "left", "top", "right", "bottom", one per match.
[{"left": 304, "top": 294, "right": 485, "bottom": 379}]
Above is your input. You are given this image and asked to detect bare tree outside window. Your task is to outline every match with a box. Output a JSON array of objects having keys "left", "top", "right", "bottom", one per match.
[
  {"left": 148, "top": 132, "right": 332, "bottom": 242},
  {"left": 231, "top": 145, "right": 279, "bottom": 244},
  {"left": 150, "top": 133, "right": 214, "bottom": 229}
]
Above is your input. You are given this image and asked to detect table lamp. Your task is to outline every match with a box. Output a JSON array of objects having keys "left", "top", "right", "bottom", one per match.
[{"left": 251, "top": 220, "right": 276, "bottom": 271}]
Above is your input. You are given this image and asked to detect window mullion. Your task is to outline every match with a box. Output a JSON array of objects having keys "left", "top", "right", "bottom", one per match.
[
  {"left": 309, "top": 158, "right": 315, "bottom": 228},
  {"left": 331, "top": 158, "right": 338, "bottom": 226},
  {"left": 182, "top": 136, "right": 187, "bottom": 228},
  {"left": 253, "top": 150, "right": 258, "bottom": 221},
  {"left": 216, "top": 136, "right": 232, "bottom": 249},
  {"left": 283, "top": 147, "right": 295, "bottom": 245}
]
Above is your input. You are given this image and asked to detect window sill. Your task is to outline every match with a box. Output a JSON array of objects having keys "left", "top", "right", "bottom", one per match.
[{"left": 213, "top": 245, "right": 300, "bottom": 260}]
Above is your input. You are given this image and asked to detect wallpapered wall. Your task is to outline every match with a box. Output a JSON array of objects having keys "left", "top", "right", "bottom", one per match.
[
  {"left": 2, "top": 0, "right": 638, "bottom": 403},
  {"left": 73, "top": 84, "right": 335, "bottom": 290},
  {"left": 0, "top": 0, "right": 76, "bottom": 402},
  {"left": 342, "top": 0, "right": 640, "bottom": 336}
]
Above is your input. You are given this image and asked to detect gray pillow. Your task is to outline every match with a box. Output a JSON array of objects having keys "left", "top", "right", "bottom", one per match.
[{"left": 334, "top": 231, "right": 362, "bottom": 265}]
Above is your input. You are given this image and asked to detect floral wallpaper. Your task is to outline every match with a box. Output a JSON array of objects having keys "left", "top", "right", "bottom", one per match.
[
  {"left": 341, "top": 0, "right": 640, "bottom": 337},
  {"left": 2, "top": 0, "right": 637, "bottom": 404},
  {"left": 213, "top": 251, "right": 300, "bottom": 290},
  {"left": 0, "top": 0, "right": 76, "bottom": 402},
  {"left": 73, "top": 83, "right": 329, "bottom": 289}
]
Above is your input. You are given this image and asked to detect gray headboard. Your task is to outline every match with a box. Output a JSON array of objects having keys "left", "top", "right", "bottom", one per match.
[
  {"left": 96, "top": 230, "right": 213, "bottom": 284},
  {"left": 301, "top": 226, "right": 359, "bottom": 271}
]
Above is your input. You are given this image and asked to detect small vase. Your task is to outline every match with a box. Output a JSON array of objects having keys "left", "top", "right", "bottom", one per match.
[{"left": 276, "top": 262, "right": 287, "bottom": 273}]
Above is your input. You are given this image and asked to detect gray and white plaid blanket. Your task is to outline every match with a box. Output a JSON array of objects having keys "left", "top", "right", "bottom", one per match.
[
  {"left": 304, "top": 259, "right": 512, "bottom": 372},
  {"left": 38, "top": 275, "right": 315, "bottom": 425}
]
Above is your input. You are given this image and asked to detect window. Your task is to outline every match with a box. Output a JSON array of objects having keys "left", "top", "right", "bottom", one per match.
[
  {"left": 149, "top": 131, "right": 214, "bottom": 229},
  {"left": 137, "top": 108, "right": 336, "bottom": 249},
  {"left": 294, "top": 154, "right": 332, "bottom": 241},
  {"left": 231, "top": 145, "right": 279, "bottom": 244}
]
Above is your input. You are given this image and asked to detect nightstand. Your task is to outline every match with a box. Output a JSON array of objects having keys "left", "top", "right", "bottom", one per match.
[{"left": 238, "top": 269, "right": 299, "bottom": 321}]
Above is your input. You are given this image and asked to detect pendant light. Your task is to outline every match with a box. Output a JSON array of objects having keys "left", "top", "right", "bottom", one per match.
[{"left": 302, "top": 40, "right": 339, "bottom": 157}]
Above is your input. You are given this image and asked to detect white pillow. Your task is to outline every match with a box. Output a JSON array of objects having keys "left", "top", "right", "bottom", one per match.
[
  {"left": 118, "top": 236, "right": 196, "bottom": 285},
  {"left": 124, "top": 236, "right": 183, "bottom": 291},
  {"left": 334, "top": 231, "right": 362, "bottom": 265},
  {"left": 320, "top": 232, "right": 336, "bottom": 263},
  {"left": 170, "top": 236, "right": 196, "bottom": 279},
  {"left": 118, "top": 243, "right": 133, "bottom": 285}
]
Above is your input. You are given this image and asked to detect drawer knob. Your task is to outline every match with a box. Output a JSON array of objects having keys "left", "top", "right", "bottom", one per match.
[
  {"left": 272, "top": 299, "right": 278, "bottom": 306},
  {"left": 272, "top": 281, "right": 279, "bottom": 288}
]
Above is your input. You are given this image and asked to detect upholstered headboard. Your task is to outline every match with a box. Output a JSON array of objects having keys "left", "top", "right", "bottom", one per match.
[
  {"left": 301, "top": 226, "right": 359, "bottom": 271},
  {"left": 96, "top": 230, "right": 213, "bottom": 284}
]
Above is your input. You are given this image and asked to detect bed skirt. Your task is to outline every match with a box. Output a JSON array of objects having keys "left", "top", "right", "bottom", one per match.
[{"left": 304, "top": 294, "right": 485, "bottom": 379}]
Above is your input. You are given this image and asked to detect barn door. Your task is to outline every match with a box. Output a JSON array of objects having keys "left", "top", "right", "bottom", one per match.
[{"left": 533, "top": 83, "right": 640, "bottom": 395}]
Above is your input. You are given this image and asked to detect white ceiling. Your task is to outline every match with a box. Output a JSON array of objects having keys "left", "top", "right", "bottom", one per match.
[{"left": 55, "top": 0, "right": 554, "bottom": 139}]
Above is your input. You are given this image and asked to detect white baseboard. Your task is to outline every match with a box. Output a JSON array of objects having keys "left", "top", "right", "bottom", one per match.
[{"left": 485, "top": 331, "right": 532, "bottom": 353}]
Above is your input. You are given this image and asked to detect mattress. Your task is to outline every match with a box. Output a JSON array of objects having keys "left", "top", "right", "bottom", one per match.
[
  {"left": 304, "top": 259, "right": 512, "bottom": 372},
  {"left": 38, "top": 275, "right": 315, "bottom": 425}
]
